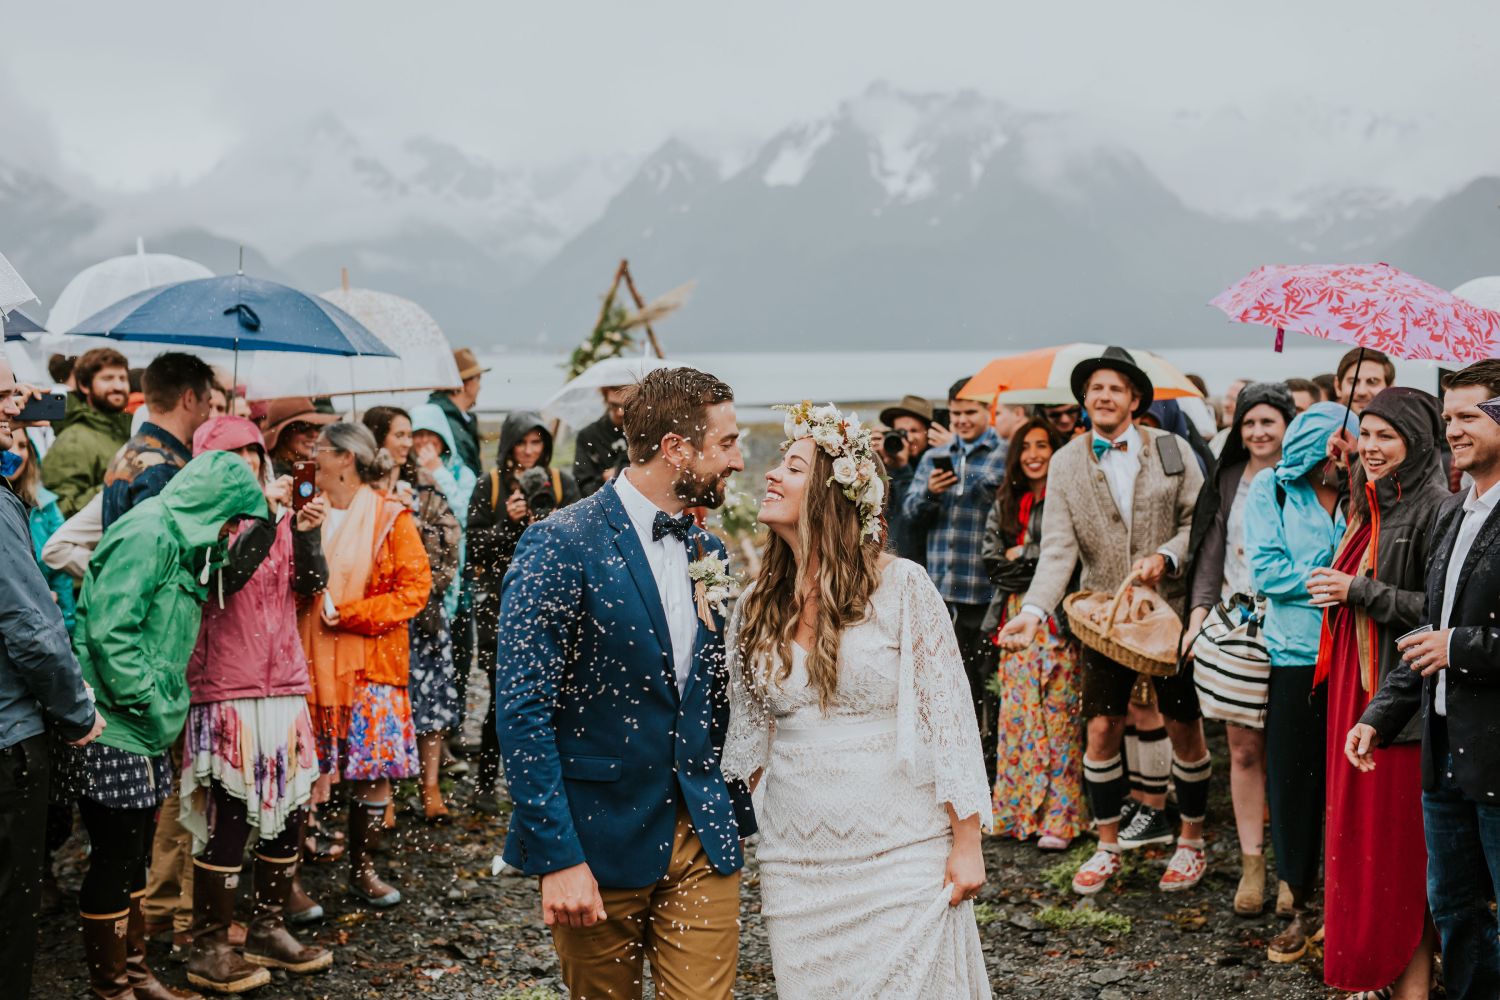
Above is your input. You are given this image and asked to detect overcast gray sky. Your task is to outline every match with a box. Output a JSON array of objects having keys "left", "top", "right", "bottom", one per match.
[{"left": 5, "top": 0, "right": 1499, "bottom": 200}]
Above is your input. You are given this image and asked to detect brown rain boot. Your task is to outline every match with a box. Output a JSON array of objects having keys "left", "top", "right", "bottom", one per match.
[
  {"left": 185, "top": 862, "right": 269, "bottom": 994},
  {"left": 244, "top": 854, "right": 333, "bottom": 974},
  {"left": 127, "top": 892, "right": 204, "bottom": 999},
  {"left": 286, "top": 862, "right": 324, "bottom": 926},
  {"left": 1233, "top": 854, "right": 1266, "bottom": 916},
  {"left": 347, "top": 801, "right": 401, "bottom": 907},
  {"left": 81, "top": 909, "right": 134, "bottom": 1000},
  {"left": 1267, "top": 906, "right": 1323, "bottom": 964}
]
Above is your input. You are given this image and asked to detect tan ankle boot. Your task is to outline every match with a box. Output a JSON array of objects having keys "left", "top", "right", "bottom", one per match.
[
  {"left": 1234, "top": 854, "right": 1266, "bottom": 916},
  {"left": 185, "top": 862, "right": 269, "bottom": 994},
  {"left": 244, "top": 854, "right": 333, "bottom": 974}
]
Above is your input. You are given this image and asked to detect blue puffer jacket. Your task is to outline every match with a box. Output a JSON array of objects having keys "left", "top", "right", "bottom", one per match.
[{"left": 1245, "top": 402, "right": 1360, "bottom": 667}]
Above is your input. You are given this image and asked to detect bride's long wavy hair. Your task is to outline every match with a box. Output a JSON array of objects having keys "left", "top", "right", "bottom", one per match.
[{"left": 736, "top": 444, "right": 886, "bottom": 712}]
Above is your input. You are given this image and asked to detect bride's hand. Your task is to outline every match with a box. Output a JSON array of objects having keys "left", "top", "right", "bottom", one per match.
[{"left": 945, "top": 839, "right": 986, "bottom": 907}]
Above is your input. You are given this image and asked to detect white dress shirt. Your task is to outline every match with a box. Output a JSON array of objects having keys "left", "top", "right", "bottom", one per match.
[
  {"left": 1094, "top": 424, "right": 1144, "bottom": 524},
  {"left": 1437, "top": 479, "right": 1500, "bottom": 716},
  {"left": 614, "top": 471, "right": 698, "bottom": 693}
]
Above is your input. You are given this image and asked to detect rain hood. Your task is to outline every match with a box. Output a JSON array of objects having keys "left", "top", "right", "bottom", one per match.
[
  {"left": 410, "top": 402, "right": 462, "bottom": 461},
  {"left": 1274, "top": 402, "right": 1360, "bottom": 489},
  {"left": 496, "top": 410, "right": 554, "bottom": 474}
]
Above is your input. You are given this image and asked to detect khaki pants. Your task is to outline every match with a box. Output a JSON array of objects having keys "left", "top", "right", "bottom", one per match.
[
  {"left": 551, "top": 809, "right": 740, "bottom": 1000},
  {"left": 141, "top": 746, "right": 193, "bottom": 933}
]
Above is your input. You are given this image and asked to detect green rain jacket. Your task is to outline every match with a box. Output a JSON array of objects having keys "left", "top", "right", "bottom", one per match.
[
  {"left": 73, "top": 451, "right": 267, "bottom": 757},
  {"left": 41, "top": 393, "right": 133, "bottom": 516}
]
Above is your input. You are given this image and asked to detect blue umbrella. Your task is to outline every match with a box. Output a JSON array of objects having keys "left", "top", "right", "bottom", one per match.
[
  {"left": 2, "top": 308, "right": 45, "bottom": 340},
  {"left": 66, "top": 273, "right": 396, "bottom": 358}
]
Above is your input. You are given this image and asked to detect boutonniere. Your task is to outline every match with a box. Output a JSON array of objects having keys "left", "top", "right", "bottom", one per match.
[{"left": 688, "top": 543, "right": 736, "bottom": 632}]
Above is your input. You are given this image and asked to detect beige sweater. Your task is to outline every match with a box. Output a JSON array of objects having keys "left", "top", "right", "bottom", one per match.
[{"left": 1023, "top": 427, "right": 1204, "bottom": 617}]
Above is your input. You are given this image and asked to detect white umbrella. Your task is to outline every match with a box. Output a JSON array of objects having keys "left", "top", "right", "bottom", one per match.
[
  {"left": 314, "top": 287, "right": 461, "bottom": 393},
  {"left": 541, "top": 356, "right": 673, "bottom": 429},
  {"left": 45, "top": 241, "right": 213, "bottom": 333},
  {"left": 0, "top": 250, "right": 38, "bottom": 314},
  {"left": 1453, "top": 276, "right": 1500, "bottom": 313}
]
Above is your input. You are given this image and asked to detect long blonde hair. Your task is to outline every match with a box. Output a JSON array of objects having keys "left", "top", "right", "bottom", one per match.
[{"left": 736, "top": 446, "right": 886, "bottom": 712}]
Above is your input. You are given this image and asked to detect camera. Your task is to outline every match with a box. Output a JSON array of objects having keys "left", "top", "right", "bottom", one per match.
[
  {"left": 882, "top": 428, "right": 907, "bottom": 457},
  {"left": 517, "top": 466, "right": 558, "bottom": 519}
]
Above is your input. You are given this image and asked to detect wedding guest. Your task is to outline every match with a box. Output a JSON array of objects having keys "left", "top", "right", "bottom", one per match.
[
  {"left": 1245, "top": 401, "right": 1359, "bottom": 964},
  {"left": 1183, "top": 382, "right": 1294, "bottom": 915},
  {"left": 1312, "top": 388, "right": 1445, "bottom": 998},
  {"left": 363, "top": 406, "right": 462, "bottom": 824},
  {"left": 0, "top": 357, "right": 105, "bottom": 999},
  {"left": 6, "top": 425, "right": 77, "bottom": 629},
  {"left": 1284, "top": 377, "right": 1319, "bottom": 413},
  {"left": 999, "top": 347, "right": 1212, "bottom": 896},
  {"left": 878, "top": 393, "right": 936, "bottom": 562},
  {"left": 261, "top": 398, "right": 336, "bottom": 479},
  {"left": 68, "top": 451, "right": 266, "bottom": 1000},
  {"left": 468, "top": 411, "right": 578, "bottom": 813},
  {"left": 298, "top": 422, "right": 431, "bottom": 911},
  {"left": 904, "top": 377, "right": 1009, "bottom": 780},
  {"left": 100, "top": 352, "right": 215, "bottom": 528},
  {"left": 181, "top": 417, "right": 333, "bottom": 993},
  {"left": 424, "top": 349, "right": 486, "bottom": 477},
  {"left": 1349, "top": 360, "right": 1500, "bottom": 1000},
  {"left": 981, "top": 416, "right": 1081, "bottom": 851},
  {"left": 1039, "top": 402, "right": 1083, "bottom": 439},
  {"left": 41, "top": 346, "right": 132, "bottom": 516},
  {"left": 572, "top": 384, "right": 630, "bottom": 497}
]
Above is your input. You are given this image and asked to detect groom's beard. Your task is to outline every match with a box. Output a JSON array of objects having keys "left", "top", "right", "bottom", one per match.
[{"left": 674, "top": 464, "right": 729, "bottom": 509}]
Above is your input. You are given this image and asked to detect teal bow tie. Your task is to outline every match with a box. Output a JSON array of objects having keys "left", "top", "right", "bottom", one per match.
[{"left": 1092, "top": 437, "right": 1128, "bottom": 459}]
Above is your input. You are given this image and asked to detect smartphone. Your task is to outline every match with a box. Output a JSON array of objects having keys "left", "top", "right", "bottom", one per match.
[
  {"left": 292, "top": 460, "right": 317, "bottom": 511},
  {"left": 932, "top": 454, "right": 954, "bottom": 475},
  {"left": 15, "top": 391, "right": 67, "bottom": 423}
]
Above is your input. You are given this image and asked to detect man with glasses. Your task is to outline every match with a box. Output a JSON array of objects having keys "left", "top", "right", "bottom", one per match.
[{"left": 1041, "top": 403, "right": 1083, "bottom": 439}]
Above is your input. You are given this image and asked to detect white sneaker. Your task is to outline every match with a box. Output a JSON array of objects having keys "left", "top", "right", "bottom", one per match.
[{"left": 1071, "top": 849, "right": 1123, "bottom": 896}]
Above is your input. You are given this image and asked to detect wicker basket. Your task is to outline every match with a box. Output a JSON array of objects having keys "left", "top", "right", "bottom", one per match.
[{"left": 1063, "top": 573, "right": 1181, "bottom": 678}]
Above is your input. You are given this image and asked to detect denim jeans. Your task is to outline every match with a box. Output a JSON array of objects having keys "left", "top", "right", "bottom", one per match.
[{"left": 1423, "top": 749, "right": 1500, "bottom": 1000}]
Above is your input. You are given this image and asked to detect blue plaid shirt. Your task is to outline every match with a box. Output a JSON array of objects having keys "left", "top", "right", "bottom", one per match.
[{"left": 902, "top": 428, "right": 1008, "bottom": 606}]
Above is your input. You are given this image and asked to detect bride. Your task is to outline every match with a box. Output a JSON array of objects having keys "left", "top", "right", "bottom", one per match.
[{"left": 723, "top": 402, "right": 994, "bottom": 999}]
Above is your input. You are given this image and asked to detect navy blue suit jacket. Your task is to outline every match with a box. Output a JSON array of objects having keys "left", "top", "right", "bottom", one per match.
[{"left": 494, "top": 481, "right": 756, "bottom": 887}]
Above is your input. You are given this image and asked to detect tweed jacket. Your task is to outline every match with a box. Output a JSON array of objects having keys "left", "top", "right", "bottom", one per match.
[{"left": 1023, "top": 427, "right": 1203, "bottom": 618}]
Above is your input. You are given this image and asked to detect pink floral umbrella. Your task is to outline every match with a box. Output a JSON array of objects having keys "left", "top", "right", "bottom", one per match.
[{"left": 1210, "top": 262, "right": 1500, "bottom": 363}]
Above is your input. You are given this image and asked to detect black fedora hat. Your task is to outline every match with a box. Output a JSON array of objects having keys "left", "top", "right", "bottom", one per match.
[{"left": 1070, "top": 346, "right": 1154, "bottom": 417}]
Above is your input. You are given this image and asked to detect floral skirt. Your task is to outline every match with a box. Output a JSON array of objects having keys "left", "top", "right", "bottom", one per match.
[
  {"left": 314, "top": 682, "right": 418, "bottom": 783},
  {"left": 409, "top": 616, "right": 461, "bottom": 735},
  {"left": 180, "top": 695, "right": 320, "bottom": 854},
  {"left": 991, "top": 594, "right": 1085, "bottom": 840}
]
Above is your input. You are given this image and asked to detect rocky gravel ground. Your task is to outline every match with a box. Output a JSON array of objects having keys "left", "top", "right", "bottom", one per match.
[
  {"left": 35, "top": 692, "right": 1351, "bottom": 999},
  {"left": 34, "top": 780, "right": 1342, "bottom": 999}
]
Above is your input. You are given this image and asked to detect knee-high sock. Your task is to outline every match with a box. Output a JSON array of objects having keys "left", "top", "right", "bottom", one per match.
[
  {"left": 1083, "top": 755, "right": 1127, "bottom": 827},
  {"left": 1125, "top": 726, "right": 1170, "bottom": 799},
  {"left": 1172, "top": 753, "right": 1213, "bottom": 824}
]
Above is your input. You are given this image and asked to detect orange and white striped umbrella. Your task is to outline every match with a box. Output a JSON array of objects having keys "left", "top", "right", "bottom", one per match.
[{"left": 960, "top": 343, "right": 1203, "bottom": 406}]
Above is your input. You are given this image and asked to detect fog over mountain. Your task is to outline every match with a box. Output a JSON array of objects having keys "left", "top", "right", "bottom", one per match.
[{"left": 3, "top": 82, "right": 1496, "bottom": 351}]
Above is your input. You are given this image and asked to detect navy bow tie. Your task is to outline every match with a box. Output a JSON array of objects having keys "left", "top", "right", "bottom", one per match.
[{"left": 652, "top": 511, "right": 694, "bottom": 543}]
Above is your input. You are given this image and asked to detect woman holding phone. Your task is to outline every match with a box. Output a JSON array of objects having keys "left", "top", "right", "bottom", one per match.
[
  {"left": 1314, "top": 388, "right": 1447, "bottom": 1000},
  {"left": 298, "top": 422, "right": 431, "bottom": 911}
]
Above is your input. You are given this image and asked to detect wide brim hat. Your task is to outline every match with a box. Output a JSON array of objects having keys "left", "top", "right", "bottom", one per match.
[
  {"left": 879, "top": 394, "right": 935, "bottom": 427},
  {"left": 261, "top": 396, "right": 337, "bottom": 451},
  {"left": 453, "top": 347, "right": 491, "bottom": 382},
  {"left": 1070, "top": 345, "right": 1154, "bottom": 417}
]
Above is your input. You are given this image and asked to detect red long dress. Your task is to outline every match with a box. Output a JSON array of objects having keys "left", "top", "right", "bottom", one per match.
[{"left": 1320, "top": 520, "right": 1428, "bottom": 991}]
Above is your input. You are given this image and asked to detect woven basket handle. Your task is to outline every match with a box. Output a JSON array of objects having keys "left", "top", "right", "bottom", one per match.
[{"left": 1100, "top": 571, "right": 1142, "bottom": 639}]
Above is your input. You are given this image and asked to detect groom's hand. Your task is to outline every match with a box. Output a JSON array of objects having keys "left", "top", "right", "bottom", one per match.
[{"left": 541, "top": 863, "right": 607, "bottom": 928}]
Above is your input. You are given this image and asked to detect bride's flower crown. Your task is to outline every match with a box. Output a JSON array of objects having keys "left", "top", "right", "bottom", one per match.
[{"left": 775, "top": 401, "right": 886, "bottom": 539}]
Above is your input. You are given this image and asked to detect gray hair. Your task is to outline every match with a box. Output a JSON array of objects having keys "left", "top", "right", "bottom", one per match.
[{"left": 320, "top": 421, "right": 395, "bottom": 484}]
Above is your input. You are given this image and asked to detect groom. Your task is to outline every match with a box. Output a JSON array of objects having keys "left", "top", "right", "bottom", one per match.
[{"left": 495, "top": 366, "right": 755, "bottom": 1000}]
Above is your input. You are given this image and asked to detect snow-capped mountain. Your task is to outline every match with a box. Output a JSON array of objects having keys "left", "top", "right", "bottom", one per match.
[{"left": 3, "top": 83, "right": 1491, "bottom": 349}]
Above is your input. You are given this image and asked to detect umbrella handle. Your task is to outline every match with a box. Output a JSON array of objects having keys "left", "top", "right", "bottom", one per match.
[{"left": 224, "top": 303, "right": 261, "bottom": 331}]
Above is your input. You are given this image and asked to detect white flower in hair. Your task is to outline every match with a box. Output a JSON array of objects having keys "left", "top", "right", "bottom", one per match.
[{"left": 773, "top": 400, "right": 888, "bottom": 540}]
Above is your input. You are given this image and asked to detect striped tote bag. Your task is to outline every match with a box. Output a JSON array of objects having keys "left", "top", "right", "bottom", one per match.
[{"left": 1190, "top": 594, "right": 1271, "bottom": 729}]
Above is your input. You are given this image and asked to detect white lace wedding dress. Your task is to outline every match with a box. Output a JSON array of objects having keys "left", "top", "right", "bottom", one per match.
[{"left": 723, "top": 558, "right": 994, "bottom": 999}]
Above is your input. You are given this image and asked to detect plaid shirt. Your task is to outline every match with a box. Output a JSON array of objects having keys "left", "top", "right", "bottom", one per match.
[{"left": 902, "top": 428, "right": 1008, "bottom": 606}]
